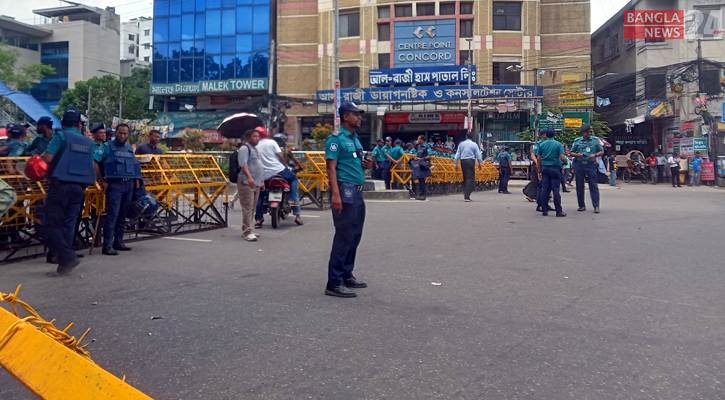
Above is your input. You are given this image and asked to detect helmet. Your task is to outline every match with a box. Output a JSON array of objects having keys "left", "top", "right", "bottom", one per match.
[
  {"left": 127, "top": 194, "right": 159, "bottom": 220},
  {"left": 24, "top": 154, "right": 48, "bottom": 181},
  {"left": 272, "top": 133, "right": 287, "bottom": 148}
]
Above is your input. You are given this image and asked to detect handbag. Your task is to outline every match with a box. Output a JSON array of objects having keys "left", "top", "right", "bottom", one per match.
[{"left": 418, "top": 159, "right": 432, "bottom": 169}]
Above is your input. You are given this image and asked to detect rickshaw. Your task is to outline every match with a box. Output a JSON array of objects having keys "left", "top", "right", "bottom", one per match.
[{"left": 622, "top": 150, "right": 649, "bottom": 184}]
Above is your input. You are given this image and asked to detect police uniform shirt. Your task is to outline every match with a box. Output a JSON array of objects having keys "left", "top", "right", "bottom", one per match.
[
  {"left": 390, "top": 145, "right": 404, "bottom": 161},
  {"left": 382, "top": 145, "right": 393, "bottom": 160},
  {"left": 372, "top": 145, "right": 387, "bottom": 162},
  {"left": 27, "top": 134, "right": 51, "bottom": 155},
  {"left": 571, "top": 137, "right": 604, "bottom": 163},
  {"left": 538, "top": 138, "right": 565, "bottom": 166},
  {"left": 325, "top": 126, "right": 365, "bottom": 185},
  {"left": 4, "top": 138, "right": 28, "bottom": 157},
  {"left": 45, "top": 127, "right": 83, "bottom": 155},
  {"left": 405, "top": 148, "right": 415, "bottom": 154},
  {"left": 94, "top": 138, "right": 132, "bottom": 164},
  {"left": 93, "top": 141, "right": 104, "bottom": 155}
]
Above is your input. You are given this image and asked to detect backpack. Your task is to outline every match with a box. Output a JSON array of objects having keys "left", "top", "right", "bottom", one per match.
[{"left": 228, "top": 149, "right": 240, "bottom": 181}]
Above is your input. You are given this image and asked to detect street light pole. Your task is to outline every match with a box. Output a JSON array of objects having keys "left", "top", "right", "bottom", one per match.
[
  {"left": 466, "top": 39, "right": 473, "bottom": 133},
  {"left": 333, "top": 0, "right": 340, "bottom": 130},
  {"left": 98, "top": 69, "right": 123, "bottom": 120}
]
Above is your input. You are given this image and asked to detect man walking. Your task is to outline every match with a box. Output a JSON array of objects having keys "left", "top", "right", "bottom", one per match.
[
  {"left": 324, "top": 101, "right": 372, "bottom": 298},
  {"left": 40, "top": 107, "right": 95, "bottom": 276},
  {"left": 570, "top": 124, "right": 604, "bottom": 213},
  {"left": 656, "top": 152, "right": 667, "bottom": 183},
  {"left": 668, "top": 153, "right": 682, "bottom": 187},
  {"left": 498, "top": 146, "right": 511, "bottom": 194},
  {"left": 454, "top": 131, "right": 483, "bottom": 202},
  {"left": 537, "top": 129, "right": 567, "bottom": 217},
  {"left": 237, "top": 129, "right": 264, "bottom": 241}
]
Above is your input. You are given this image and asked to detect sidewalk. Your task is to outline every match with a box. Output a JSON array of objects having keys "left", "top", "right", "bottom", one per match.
[{"left": 507, "top": 179, "right": 621, "bottom": 190}]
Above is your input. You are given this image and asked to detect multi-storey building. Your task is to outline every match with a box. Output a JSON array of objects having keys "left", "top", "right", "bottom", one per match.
[
  {"left": 120, "top": 17, "right": 154, "bottom": 74},
  {"left": 277, "top": 0, "right": 591, "bottom": 148}
]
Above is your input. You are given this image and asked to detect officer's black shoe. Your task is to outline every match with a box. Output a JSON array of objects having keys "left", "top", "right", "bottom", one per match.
[
  {"left": 325, "top": 285, "right": 357, "bottom": 298},
  {"left": 102, "top": 246, "right": 119, "bottom": 256},
  {"left": 112, "top": 242, "right": 132, "bottom": 251},
  {"left": 556, "top": 212, "right": 567, "bottom": 217},
  {"left": 502, "top": 191, "right": 512, "bottom": 194},
  {"left": 542, "top": 211, "right": 548, "bottom": 216},
  {"left": 47, "top": 258, "right": 80, "bottom": 277},
  {"left": 563, "top": 189, "right": 571, "bottom": 193},
  {"left": 536, "top": 205, "right": 542, "bottom": 212},
  {"left": 578, "top": 207, "right": 586, "bottom": 212},
  {"left": 594, "top": 207, "right": 600, "bottom": 214},
  {"left": 417, "top": 196, "right": 426, "bottom": 201},
  {"left": 46, "top": 255, "right": 57, "bottom": 264},
  {"left": 344, "top": 277, "right": 367, "bottom": 289}
]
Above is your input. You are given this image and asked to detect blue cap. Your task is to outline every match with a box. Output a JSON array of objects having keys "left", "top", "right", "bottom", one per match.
[
  {"left": 541, "top": 128, "right": 556, "bottom": 137},
  {"left": 406, "top": 142, "right": 413, "bottom": 147},
  {"left": 90, "top": 123, "right": 105, "bottom": 133},
  {"left": 5, "top": 123, "right": 24, "bottom": 137},
  {"left": 385, "top": 136, "right": 392, "bottom": 142},
  {"left": 106, "top": 127, "right": 114, "bottom": 135},
  {"left": 339, "top": 101, "right": 364, "bottom": 114},
  {"left": 579, "top": 124, "right": 592, "bottom": 133},
  {"left": 36, "top": 116, "right": 53, "bottom": 127},
  {"left": 376, "top": 138, "right": 384, "bottom": 143},
  {"left": 62, "top": 107, "right": 81, "bottom": 124},
  {"left": 394, "top": 139, "right": 402, "bottom": 145}
]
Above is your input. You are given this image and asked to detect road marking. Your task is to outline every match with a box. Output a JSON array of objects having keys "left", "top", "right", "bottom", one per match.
[{"left": 162, "top": 237, "right": 213, "bottom": 243}]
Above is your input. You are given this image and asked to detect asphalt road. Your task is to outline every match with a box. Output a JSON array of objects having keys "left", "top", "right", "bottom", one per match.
[{"left": 1, "top": 182, "right": 724, "bottom": 399}]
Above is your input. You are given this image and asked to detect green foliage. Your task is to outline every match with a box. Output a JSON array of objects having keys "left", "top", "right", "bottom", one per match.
[
  {"left": 311, "top": 123, "right": 333, "bottom": 151},
  {"left": 300, "top": 138, "right": 314, "bottom": 151},
  {"left": 0, "top": 42, "right": 55, "bottom": 92},
  {"left": 182, "top": 128, "right": 206, "bottom": 151},
  {"left": 516, "top": 106, "right": 611, "bottom": 145},
  {"left": 158, "top": 144, "right": 171, "bottom": 153}
]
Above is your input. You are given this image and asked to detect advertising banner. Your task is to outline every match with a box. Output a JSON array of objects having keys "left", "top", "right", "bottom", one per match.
[
  {"left": 150, "top": 79, "right": 267, "bottom": 95},
  {"left": 394, "top": 19, "right": 457, "bottom": 67},
  {"left": 681, "top": 137, "right": 707, "bottom": 157},
  {"left": 156, "top": 111, "right": 229, "bottom": 131},
  {"left": 370, "top": 65, "right": 476, "bottom": 86},
  {"left": 561, "top": 75, "right": 581, "bottom": 92},
  {"left": 701, "top": 161, "right": 715, "bottom": 181},
  {"left": 385, "top": 112, "right": 466, "bottom": 124},
  {"left": 317, "top": 85, "right": 543, "bottom": 103},
  {"left": 558, "top": 92, "right": 594, "bottom": 108},
  {"left": 648, "top": 99, "right": 673, "bottom": 117},
  {"left": 530, "top": 112, "right": 590, "bottom": 130}
]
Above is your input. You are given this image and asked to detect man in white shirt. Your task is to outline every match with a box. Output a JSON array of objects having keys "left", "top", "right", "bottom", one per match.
[
  {"left": 445, "top": 137, "right": 456, "bottom": 150},
  {"left": 255, "top": 133, "right": 303, "bottom": 226},
  {"left": 656, "top": 153, "right": 667, "bottom": 184},
  {"left": 667, "top": 153, "right": 682, "bottom": 188}
]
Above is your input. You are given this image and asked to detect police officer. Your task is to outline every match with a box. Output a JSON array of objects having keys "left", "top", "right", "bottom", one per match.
[
  {"left": 498, "top": 146, "right": 511, "bottom": 194},
  {"left": 570, "top": 124, "right": 604, "bottom": 213},
  {"left": 90, "top": 123, "right": 106, "bottom": 154},
  {"left": 371, "top": 138, "right": 386, "bottom": 180},
  {"left": 94, "top": 123, "right": 142, "bottom": 255},
  {"left": 40, "top": 107, "right": 95, "bottom": 276},
  {"left": 388, "top": 139, "right": 404, "bottom": 189},
  {"left": 2, "top": 124, "right": 28, "bottom": 157},
  {"left": 26, "top": 116, "right": 55, "bottom": 156},
  {"left": 405, "top": 142, "right": 415, "bottom": 154},
  {"left": 380, "top": 136, "right": 394, "bottom": 189},
  {"left": 536, "top": 128, "right": 567, "bottom": 217},
  {"left": 324, "top": 101, "right": 372, "bottom": 298},
  {"left": 412, "top": 135, "right": 433, "bottom": 201}
]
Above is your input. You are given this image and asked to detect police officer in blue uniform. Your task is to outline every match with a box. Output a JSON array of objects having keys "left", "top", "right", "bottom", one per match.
[
  {"left": 570, "top": 124, "right": 604, "bottom": 213},
  {"left": 380, "top": 136, "right": 394, "bottom": 189},
  {"left": 93, "top": 123, "right": 142, "bottom": 255},
  {"left": 40, "top": 107, "right": 95, "bottom": 276},
  {"left": 324, "top": 101, "right": 372, "bottom": 298},
  {"left": 90, "top": 123, "right": 106, "bottom": 154},
  {"left": 26, "top": 116, "right": 55, "bottom": 156},
  {"left": 498, "top": 146, "right": 511, "bottom": 194},
  {"left": 371, "top": 138, "right": 386, "bottom": 180},
  {"left": 412, "top": 135, "right": 433, "bottom": 201},
  {"left": 536, "top": 128, "right": 567, "bottom": 217}
]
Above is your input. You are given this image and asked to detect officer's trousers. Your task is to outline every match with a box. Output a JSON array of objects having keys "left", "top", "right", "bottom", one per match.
[
  {"left": 104, "top": 179, "right": 134, "bottom": 246},
  {"left": 574, "top": 162, "right": 599, "bottom": 208},
  {"left": 498, "top": 166, "right": 510, "bottom": 192},
  {"left": 327, "top": 189, "right": 365, "bottom": 288},
  {"left": 541, "top": 165, "right": 563, "bottom": 213},
  {"left": 379, "top": 161, "right": 391, "bottom": 190},
  {"left": 461, "top": 159, "right": 476, "bottom": 199},
  {"left": 42, "top": 180, "right": 86, "bottom": 266}
]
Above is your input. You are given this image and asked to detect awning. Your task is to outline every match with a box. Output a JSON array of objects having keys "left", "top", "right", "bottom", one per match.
[{"left": 0, "top": 80, "right": 61, "bottom": 129}]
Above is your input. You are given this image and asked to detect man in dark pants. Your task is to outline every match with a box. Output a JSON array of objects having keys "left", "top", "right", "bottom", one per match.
[
  {"left": 371, "top": 138, "right": 386, "bottom": 180},
  {"left": 40, "top": 107, "right": 95, "bottom": 276},
  {"left": 380, "top": 137, "right": 394, "bottom": 189},
  {"left": 498, "top": 146, "right": 511, "bottom": 194},
  {"left": 94, "top": 123, "right": 142, "bottom": 255},
  {"left": 570, "top": 124, "right": 604, "bottom": 213},
  {"left": 324, "top": 101, "right": 372, "bottom": 298},
  {"left": 668, "top": 153, "right": 682, "bottom": 187},
  {"left": 454, "top": 131, "right": 483, "bottom": 202},
  {"left": 536, "top": 129, "right": 567, "bottom": 217}
]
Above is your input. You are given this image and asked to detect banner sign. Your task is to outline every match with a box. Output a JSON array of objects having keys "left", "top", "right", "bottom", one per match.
[
  {"left": 370, "top": 65, "right": 476, "bottom": 86},
  {"left": 317, "top": 85, "right": 543, "bottom": 103},
  {"left": 385, "top": 112, "right": 466, "bottom": 124},
  {"left": 156, "top": 111, "right": 229, "bottom": 131},
  {"left": 150, "top": 78, "right": 267, "bottom": 95},
  {"left": 648, "top": 99, "right": 673, "bottom": 117},
  {"left": 679, "top": 137, "right": 707, "bottom": 157},
  {"left": 394, "top": 19, "right": 457, "bottom": 67},
  {"left": 561, "top": 75, "right": 581, "bottom": 92},
  {"left": 702, "top": 161, "right": 715, "bottom": 181},
  {"left": 558, "top": 92, "right": 594, "bottom": 108},
  {"left": 682, "top": 121, "right": 695, "bottom": 130},
  {"left": 530, "top": 112, "right": 590, "bottom": 130}
]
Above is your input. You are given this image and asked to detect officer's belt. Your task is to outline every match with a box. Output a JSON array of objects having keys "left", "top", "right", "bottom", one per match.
[
  {"left": 574, "top": 160, "right": 592, "bottom": 164},
  {"left": 107, "top": 178, "right": 133, "bottom": 182},
  {"left": 338, "top": 181, "right": 364, "bottom": 192}
]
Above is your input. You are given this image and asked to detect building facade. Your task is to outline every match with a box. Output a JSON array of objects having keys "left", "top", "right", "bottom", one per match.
[
  {"left": 277, "top": 0, "right": 591, "bottom": 148},
  {"left": 0, "top": 4, "right": 120, "bottom": 111},
  {"left": 120, "top": 17, "right": 154, "bottom": 73}
]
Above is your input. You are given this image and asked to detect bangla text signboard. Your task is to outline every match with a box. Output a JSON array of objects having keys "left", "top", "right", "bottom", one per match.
[
  {"left": 370, "top": 65, "right": 476, "bottom": 86},
  {"left": 558, "top": 92, "right": 594, "bottom": 108},
  {"left": 530, "top": 112, "right": 590, "bottom": 130},
  {"left": 150, "top": 78, "right": 267, "bottom": 95},
  {"left": 701, "top": 161, "right": 715, "bottom": 181},
  {"left": 385, "top": 112, "right": 466, "bottom": 124},
  {"left": 679, "top": 137, "right": 708, "bottom": 157},
  {"left": 317, "top": 85, "right": 543, "bottom": 103},
  {"left": 393, "top": 19, "right": 457, "bottom": 67}
]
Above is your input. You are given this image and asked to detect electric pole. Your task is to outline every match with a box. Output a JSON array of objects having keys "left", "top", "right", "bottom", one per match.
[
  {"left": 333, "top": 0, "right": 340, "bottom": 130},
  {"left": 267, "top": 39, "right": 276, "bottom": 132},
  {"left": 466, "top": 39, "right": 473, "bottom": 133}
]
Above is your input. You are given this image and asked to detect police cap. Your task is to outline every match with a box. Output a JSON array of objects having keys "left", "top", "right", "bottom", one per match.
[
  {"left": 339, "top": 101, "right": 364, "bottom": 114},
  {"left": 61, "top": 107, "right": 82, "bottom": 124},
  {"left": 36, "top": 116, "right": 54, "bottom": 127},
  {"left": 5, "top": 123, "right": 24, "bottom": 137},
  {"left": 90, "top": 123, "right": 105, "bottom": 133}
]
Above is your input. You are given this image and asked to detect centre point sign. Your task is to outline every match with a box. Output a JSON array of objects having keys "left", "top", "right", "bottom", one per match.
[{"left": 394, "top": 19, "right": 457, "bottom": 67}]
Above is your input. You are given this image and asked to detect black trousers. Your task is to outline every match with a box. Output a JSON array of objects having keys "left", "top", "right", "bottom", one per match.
[
  {"left": 657, "top": 165, "right": 665, "bottom": 183},
  {"left": 461, "top": 159, "right": 476, "bottom": 199},
  {"left": 671, "top": 166, "right": 680, "bottom": 187},
  {"left": 499, "top": 166, "right": 510, "bottom": 193}
]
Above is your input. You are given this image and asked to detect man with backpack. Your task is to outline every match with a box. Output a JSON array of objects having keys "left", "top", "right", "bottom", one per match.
[{"left": 237, "top": 129, "right": 264, "bottom": 241}]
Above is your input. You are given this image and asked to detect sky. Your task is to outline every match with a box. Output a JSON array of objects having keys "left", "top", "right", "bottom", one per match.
[{"left": 5, "top": 0, "right": 631, "bottom": 31}]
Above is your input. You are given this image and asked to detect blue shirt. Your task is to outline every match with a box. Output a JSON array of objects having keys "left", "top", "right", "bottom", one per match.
[
  {"left": 45, "top": 127, "right": 84, "bottom": 155},
  {"left": 390, "top": 145, "right": 404, "bottom": 161},
  {"left": 571, "top": 136, "right": 604, "bottom": 164},
  {"left": 371, "top": 145, "right": 387, "bottom": 162},
  {"left": 26, "top": 134, "right": 52, "bottom": 155},
  {"left": 693, "top": 157, "right": 702, "bottom": 170},
  {"left": 325, "top": 126, "right": 365, "bottom": 185},
  {"left": 4, "top": 139, "right": 27, "bottom": 157},
  {"left": 454, "top": 139, "right": 482, "bottom": 166},
  {"left": 135, "top": 142, "right": 163, "bottom": 155},
  {"left": 538, "top": 137, "right": 565, "bottom": 166}
]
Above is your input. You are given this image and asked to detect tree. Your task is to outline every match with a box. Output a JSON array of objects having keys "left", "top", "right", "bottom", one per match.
[
  {"left": 182, "top": 128, "right": 206, "bottom": 151},
  {"left": 311, "top": 123, "right": 333, "bottom": 150},
  {"left": 0, "top": 42, "right": 55, "bottom": 92},
  {"left": 516, "top": 106, "right": 611, "bottom": 145}
]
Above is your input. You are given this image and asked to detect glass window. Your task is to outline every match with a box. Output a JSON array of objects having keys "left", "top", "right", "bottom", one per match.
[
  {"left": 41, "top": 42, "right": 69, "bottom": 56},
  {"left": 221, "top": 55, "right": 235, "bottom": 79},
  {"left": 205, "top": 55, "right": 221, "bottom": 80},
  {"left": 395, "top": 4, "right": 412, "bottom": 17},
  {"left": 251, "top": 53, "right": 268, "bottom": 78},
  {"left": 207, "top": 0, "right": 221, "bottom": 8},
  {"left": 182, "top": 40, "right": 194, "bottom": 57},
  {"left": 378, "top": 23, "right": 390, "bottom": 41},
  {"left": 253, "top": 5, "right": 270, "bottom": 33},
  {"left": 169, "top": 17, "right": 181, "bottom": 41},
  {"left": 129, "top": 34, "right": 135, "bottom": 41},
  {"left": 153, "top": 61, "right": 168, "bottom": 83},
  {"left": 128, "top": 44, "right": 135, "bottom": 55},
  {"left": 181, "top": 58, "right": 194, "bottom": 81},
  {"left": 194, "top": 40, "right": 205, "bottom": 56},
  {"left": 236, "top": 54, "right": 251, "bottom": 78},
  {"left": 378, "top": 53, "right": 390, "bottom": 69},
  {"left": 340, "top": 67, "right": 359, "bottom": 88},
  {"left": 237, "top": 0, "right": 252, "bottom": 4},
  {"left": 492, "top": 62, "right": 520, "bottom": 84},
  {"left": 194, "top": 57, "right": 204, "bottom": 81},
  {"left": 460, "top": 2, "right": 473, "bottom": 14},
  {"left": 237, "top": 6, "right": 252, "bottom": 33},
  {"left": 417, "top": 3, "right": 435, "bottom": 16},
  {"left": 168, "top": 59, "right": 180, "bottom": 82},
  {"left": 182, "top": 14, "right": 195, "bottom": 40},
  {"left": 440, "top": 2, "right": 455, "bottom": 15},
  {"left": 460, "top": 20, "right": 473, "bottom": 38},
  {"left": 645, "top": 74, "right": 666, "bottom": 99},
  {"left": 252, "top": 34, "right": 269, "bottom": 51},
  {"left": 144, "top": 56, "right": 150, "bottom": 61},
  {"left": 236, "top": 34, "right": 252, "bottom": 53},
  {"left": 145, "top": 29, "right": 151, "bottom": 36},
  {"left": 645, "top": 38, "right": 665, "bottom": 43},
  {"left": 206, "top": 10, "right": 221, "bottom": 36},
  {"left": 206, "top": 37, "right": 221, "bottom": 54},
  {"left": 196, "top": 0, "right": 205, "bottom": 11},
  {"left": 195, "top": 13, "right": 205, "bottom": 39},
  {"left": 253, "top": 0, "right": 268, "bottom": 4},
  {"left": 169, "top": 42, "right": 181, "bottom": 59},
  {"left": 154, "top": 17, "right": 169, "bottom": 43},
  {"left": 340, "top": 13, "right": 360, "bottom": 37},
  {"left": 153, "top": 43, "right": 168, "bottom": 59},
  {"left": 492, "top": 2, "right": 521, "bottom": 31},
  {"left": 182, "top": 0, "right": 195, "bottom": 12},
  {"left": 169, "top": 0, "right": 181, "bottom": 15},
  {"left": 222, "top": 10, "right": 236, "bottom": 35},
  {"left": 378, "top": 6, "right": 390, "bottom": 19},
  {"left": 222, "top": 0, "right": 235, "bottom": 7},
  {"left": 154, "top": 0, "right": 169, "bottom": 16},
  {"left": 221, "top": 37, "right": 236, "bottom": 53}
]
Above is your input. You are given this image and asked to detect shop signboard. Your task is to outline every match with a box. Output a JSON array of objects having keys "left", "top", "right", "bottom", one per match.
[
  {"left": 150, "top": 78, "right": 267, "bottom": 95},
  {"left": 694, "top": 137, "right": 708, "bottom": 154},
  {"left": 156, "top": 111, "right": 229, "bottom": 131},
  {"left": 530, "top": 112, "right": 590, "bottom": 130},
  {"left": 394, "top": 19, "right": 457, "bottom": 67},
  {"left": 317, "top": 85, "right": 543, "bottom": 103},
  {"left": 682, "top": 121, "right": 695, "bottom": 130},
  {"left": 722, "top": 102, "right": 725, "bottom": 122},
  {"left": 558, "top": 92, "right": 594, "bottom": 108},
  {"left": 718, "top": 122, "right": 725, "bottom": 130},
  {"left": 370, "top": 65, "right": 476, "bottom": 86},
  {"left": 614, "top": 139, "right": 650, "bottom": 146},
  {"left": 701, "top": 161, "right": 715, "bottom": 181},
  {"left": 648, "top": 99, "right": 673, "bottom": 117},
  {"left": 680, "top": 137, "right": 707, "bottom": 157},
  {"left": 385, "top": 112, "right": 466, "bottom": 124}
]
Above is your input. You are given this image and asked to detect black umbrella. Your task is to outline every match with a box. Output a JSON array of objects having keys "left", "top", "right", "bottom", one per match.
[{"left": 217, "top": 113, "right": 264, "bottom": 139}]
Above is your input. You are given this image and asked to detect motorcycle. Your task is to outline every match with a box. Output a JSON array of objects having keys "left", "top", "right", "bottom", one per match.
[{"left": 263, "top": 175, "right": 292, "bottom": 229}]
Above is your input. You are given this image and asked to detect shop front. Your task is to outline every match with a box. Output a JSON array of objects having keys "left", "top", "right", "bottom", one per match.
[{"left": 383, "top": 112, "right": 466, "bottom": 146}]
